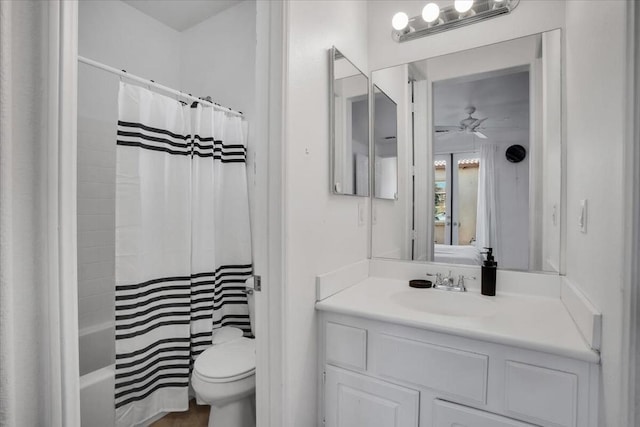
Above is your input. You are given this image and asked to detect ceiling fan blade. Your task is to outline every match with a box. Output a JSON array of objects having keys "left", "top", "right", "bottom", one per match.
[
  {"left": 471, "top": 117, "right": 488, "bottom": 130},
  {"left": 474, "top": 131, "right": 488, "bottom": 139}
]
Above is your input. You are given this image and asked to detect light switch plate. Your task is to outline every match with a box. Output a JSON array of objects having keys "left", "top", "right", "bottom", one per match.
[
  {"left": 579, "top": 199, "right": 588, "bottom": 233},
  {"left": 358, "top": 202, "right": 365, "bottom": 227}
]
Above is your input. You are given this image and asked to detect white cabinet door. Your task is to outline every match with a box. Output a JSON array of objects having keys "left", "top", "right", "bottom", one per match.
[
  {"left": 325, "top": 366, "right": 419, "bottom": 427},
  {"left": 433, "top": 400, "right": 536, "bottom": 427}
]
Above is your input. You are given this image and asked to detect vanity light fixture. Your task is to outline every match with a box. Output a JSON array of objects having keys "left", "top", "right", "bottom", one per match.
[{"left": 392, "top": 0, "right": 520, "bottom": 43}]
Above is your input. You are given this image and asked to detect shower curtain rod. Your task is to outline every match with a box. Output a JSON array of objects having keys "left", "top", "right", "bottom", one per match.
[{"left": 77, "top": 55, "right": 244, "bottom": 118}]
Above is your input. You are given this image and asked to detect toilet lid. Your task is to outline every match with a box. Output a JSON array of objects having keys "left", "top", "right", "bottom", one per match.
[{"left": 195, "top": 338, "right": 255, "bottom": 381}]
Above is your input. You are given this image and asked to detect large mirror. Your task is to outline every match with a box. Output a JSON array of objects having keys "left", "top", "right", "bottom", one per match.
[
  {"left": 371, "top": 30, "right": 562, "bottom": 272},
  {"left": 330, "top": 47, "right": 370, "bottom": 196}
]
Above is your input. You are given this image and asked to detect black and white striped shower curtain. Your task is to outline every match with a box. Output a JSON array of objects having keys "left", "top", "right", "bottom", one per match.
[{"left": 114, "top": 82, "right": 252, "bottom": 427}]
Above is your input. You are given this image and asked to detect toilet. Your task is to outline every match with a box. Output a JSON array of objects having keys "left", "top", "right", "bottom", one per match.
[{"left": 191, "top": 292, "right": 256, "bottom": 427}]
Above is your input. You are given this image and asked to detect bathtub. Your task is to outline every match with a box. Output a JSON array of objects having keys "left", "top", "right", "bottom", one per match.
[{"left": 79, "top": 322, "right": 115, "bottom": 427}]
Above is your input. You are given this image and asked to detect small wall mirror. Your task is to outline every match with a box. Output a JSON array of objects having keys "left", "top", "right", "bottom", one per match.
[
  {"left": 373, "top": 85, "right": 398, "bottom": 200},
  {"left": 330, "top": 47, "right": 369, "bottom": 196},
  {"left": 371, "top": 30, "right": 562, "bottom": 273}
]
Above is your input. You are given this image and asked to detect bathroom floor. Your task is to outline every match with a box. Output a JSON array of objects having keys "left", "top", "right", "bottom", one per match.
[{"left": 150, "top": 400, "right": 210, "bottom": 427}]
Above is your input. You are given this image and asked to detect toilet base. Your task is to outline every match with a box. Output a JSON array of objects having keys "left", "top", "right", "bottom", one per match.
[{"left": 208, "top": 392, "right": 255, "bottom": 427}]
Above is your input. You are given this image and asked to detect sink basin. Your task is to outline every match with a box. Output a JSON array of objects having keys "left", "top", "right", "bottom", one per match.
[{"left": 390, "top": 290, "right": 497, "bottom": 318}]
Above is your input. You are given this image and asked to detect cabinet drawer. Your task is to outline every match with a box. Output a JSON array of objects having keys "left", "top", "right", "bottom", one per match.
[
  {"left": 434, "top": 399, "right": 536, "bottom": 427},
  {"left": 371, "top": 333, "right": 488, "bottom": 404},
  {"left": 326, "top": 322, "right": 367, "bottom": 371},
  {"left": 325, "top": 366, "right": 419, "bottom": 427},
  {"left": 504, "top": 361, "right": 578, "bottom": 427}
]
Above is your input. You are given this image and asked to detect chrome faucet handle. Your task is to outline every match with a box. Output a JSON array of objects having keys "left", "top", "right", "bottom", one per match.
[
  {"left": 445, "top": 270, "right": 454, "bottom": 286},
  {"left": 456, "top": 275, "right": 477, "bottom": 291},
  {"left": 426, "top": 272, "right": 443, "bottom": 286}
]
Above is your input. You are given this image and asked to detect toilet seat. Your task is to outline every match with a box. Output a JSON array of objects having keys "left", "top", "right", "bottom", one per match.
[{"left": 194, "top": 338, "right": 256, "bottom": 383}]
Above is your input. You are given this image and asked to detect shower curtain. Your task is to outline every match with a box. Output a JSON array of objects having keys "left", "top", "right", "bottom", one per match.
[
  {"left": 476, "top": 143, "right": 499, "bottom": 259},
  {"left": 114, "top": 83, "right": 252, "bottom": 427}
]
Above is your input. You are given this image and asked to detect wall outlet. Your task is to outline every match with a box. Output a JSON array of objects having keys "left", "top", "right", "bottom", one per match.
[{"left": 579, "top": 199, "right": 588, "bottom": 233}]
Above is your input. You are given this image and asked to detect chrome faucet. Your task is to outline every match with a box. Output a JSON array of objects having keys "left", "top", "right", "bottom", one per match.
[{"left": 427, "top": 271, "right": 475, "bottom": 292}]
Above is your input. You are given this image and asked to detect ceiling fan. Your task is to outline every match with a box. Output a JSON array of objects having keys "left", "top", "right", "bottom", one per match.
[{"left": 435, "top": 106, "right": 488, "bottom": 139}]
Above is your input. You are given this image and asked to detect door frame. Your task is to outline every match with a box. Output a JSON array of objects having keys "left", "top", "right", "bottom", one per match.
[
  {"left": 254, "top": 1, "right": 287, "bottom": 426},
  {"left": 43, "top": 1, "right": 81, "bottom": 425},
  {"left": 54, "top": 0, "right": 288, "bottom": 425},
  {"left": 623, "top": 1, "right": 639, "bottom": 425}
]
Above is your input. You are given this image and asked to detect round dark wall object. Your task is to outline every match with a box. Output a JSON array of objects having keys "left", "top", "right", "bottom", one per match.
[{"left": 505, "top": 144, "right": 527, "bottom": 163}]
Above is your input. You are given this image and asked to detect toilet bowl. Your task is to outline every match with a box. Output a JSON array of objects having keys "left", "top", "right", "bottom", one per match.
[{"left": 191, "top": 290, "right": 257, "bottom": 427}]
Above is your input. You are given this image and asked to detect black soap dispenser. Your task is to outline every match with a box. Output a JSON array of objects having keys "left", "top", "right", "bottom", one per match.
[{"left": 481, "top": 247, "right": 497, "bottom": 296}]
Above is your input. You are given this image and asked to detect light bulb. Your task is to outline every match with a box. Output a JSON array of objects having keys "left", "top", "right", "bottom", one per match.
[
  {"left": 454, "top": 0, "right": 474, "bottom": 13},
  {"left": 422, "top": 3, "right": 440, "bottom": 23},
  {"left": 392, "top": 12, "right": 409, "bottom": 31}
]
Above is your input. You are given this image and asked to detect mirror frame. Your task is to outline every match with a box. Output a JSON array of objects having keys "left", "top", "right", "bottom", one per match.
[{"left": 329, "top": 46, "right": 370, "bottom": 197}]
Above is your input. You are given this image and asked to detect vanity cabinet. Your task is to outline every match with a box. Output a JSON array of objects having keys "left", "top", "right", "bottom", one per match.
[
  {"left": 319, "top": 313, "right": 599, "bottom": 427},
  {"left": 433, "top": 400, "right": 535, "bottom": 427},
  {"left": 325, "top": 366, "right": 419, "bottom": 427}
]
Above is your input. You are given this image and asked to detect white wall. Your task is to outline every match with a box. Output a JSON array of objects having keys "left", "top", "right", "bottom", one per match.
[
  {"left": 494, "top": 143, "right": 530, "bottom": 270},
  {"left": 77, "top": 0, "right": 183, "bottom": 331},
  {"left": 180, "top": 0, "right": 256, "bottom": 129},
  {"left": 564, "top": 2, "right": 628, "bottom": 425},
  {"left": 284, "top": 1, "right": 369, "bottom": 425}
]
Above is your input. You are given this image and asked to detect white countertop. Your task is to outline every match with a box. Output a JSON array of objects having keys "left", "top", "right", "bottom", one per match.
[{"left": 316, "top": 277, "right": 600, "bottom": 363}]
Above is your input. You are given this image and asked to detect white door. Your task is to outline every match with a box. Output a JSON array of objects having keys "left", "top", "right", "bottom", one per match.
[
  {"left": 433, "top": 400, "right": 536, "bottom": 427},
  {"left": 325, "top": 366, "right": 419, "bottom": 427}
]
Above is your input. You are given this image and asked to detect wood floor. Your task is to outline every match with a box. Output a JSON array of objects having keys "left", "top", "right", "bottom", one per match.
[{"left": 149, "top": 399, "right": 210, "bottom": 427}]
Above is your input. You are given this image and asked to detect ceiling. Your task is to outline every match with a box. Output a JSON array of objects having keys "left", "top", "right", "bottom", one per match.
[
  {"left": 432, "top": 68, "right": 530, "bottom": 153},
  {"left": 123, "top": 0, "right": 244, "bottom": 31},
  {"left": 434, "top": 69, "right": 530, "bottom": 132}
]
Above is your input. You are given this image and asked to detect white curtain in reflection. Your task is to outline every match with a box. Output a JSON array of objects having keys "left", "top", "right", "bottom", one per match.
[{"left": 476, "top": 143, "right": 499, "bottom": 259}]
